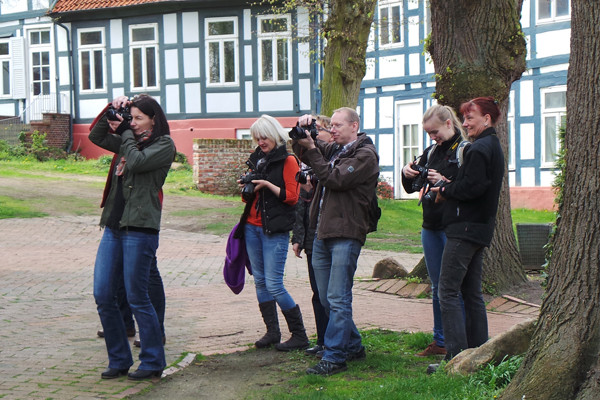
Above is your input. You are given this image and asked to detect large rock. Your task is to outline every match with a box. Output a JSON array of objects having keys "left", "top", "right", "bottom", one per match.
[
  {"left": 372, "top": 258, "right": 409, "bottom": 279},
  {"left": 445, "top": 318, "right": 537, "bottom": 375}
]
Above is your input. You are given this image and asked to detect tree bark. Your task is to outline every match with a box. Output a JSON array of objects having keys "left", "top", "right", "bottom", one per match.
[
  {"left": 427, "top": 0, "right": 527, "bottom": 292},
  {"left": 502, "top": 1, "right": 600, "bottom": 399},
  {"left": 320, "top": 0, "right": 377, "bottom": 114}
]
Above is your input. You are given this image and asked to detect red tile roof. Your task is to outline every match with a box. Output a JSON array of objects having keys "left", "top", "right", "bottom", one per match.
[{"left": 51, "top": 0, "right": 167, "bottom": 13}]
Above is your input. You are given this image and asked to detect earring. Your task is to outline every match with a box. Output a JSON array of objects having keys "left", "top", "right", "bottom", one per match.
[{"left": 484, "top": 123, "right": 488, "bottom": 127}]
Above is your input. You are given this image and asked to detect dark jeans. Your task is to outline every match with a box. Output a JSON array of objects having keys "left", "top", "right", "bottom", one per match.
[
  {"left": 115, "top": 257, "right": 165, "bottom": 335},
  {"left": 306, "top": 251, "right": 329, "bottom": 346},
  {"left": 438, "top": 238, "right": 488, "bottom": 360}
]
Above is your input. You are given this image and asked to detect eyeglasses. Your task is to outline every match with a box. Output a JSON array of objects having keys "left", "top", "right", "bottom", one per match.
[
  {"left": 330, "top": 123, "right": 347, "bottom": 130},
  {"left": 318, "top": 127, "right": 331, "bottom": 133}
]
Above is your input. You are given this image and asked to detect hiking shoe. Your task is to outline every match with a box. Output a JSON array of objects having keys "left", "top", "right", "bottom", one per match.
[
  {"left": 426, "top": 363, "right": 440, "bottom": 375},
  {"left": 306, "top": 360, "right": 348, "bottom": 376},
  {"left": 416, "top": 342, "right": 446, "bottom": 357},
  {"left": 347, "top": 346, "right": 366, "bottom": 361}
]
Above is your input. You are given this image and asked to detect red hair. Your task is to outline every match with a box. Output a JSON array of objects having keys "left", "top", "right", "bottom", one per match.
[{"left": 459, "top": 96, "right": 501, "bottom": 125}]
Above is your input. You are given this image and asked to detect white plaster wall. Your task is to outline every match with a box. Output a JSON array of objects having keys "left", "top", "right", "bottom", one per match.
[
  {"left": 244, "top": 9, "right": 251, "bottom": 41},
  {"left": 207, "top": 92, "right": 240, "bottom": 113},
  {"left": 182, "top": 12, "right": 199, "bottom": 43},
  {"left": 185, "top": 83, "right": 201, "bottom": 113},
  {"left": 509, "top": 171, "right": 516, "bottom": 186},
  {"left": 520, "top": 123, "right": 535, "bottom": 159},
  {"left": 164, "top": 49, "right": 179, "bottom": 80},
  {"left": 299, "top": 79, "right": 311, "bottom": 111},
  {"left": 382, "top": 84, "right": 404, "bottom": 92},
  {"left": 540, "top": 64, "right": 568, "bottom": 73},
  {"left": 58, "top": 56, "right": 69, "bottom": 87},
  {"left": 56, "top": 23, "right": 69, "bottom": 52},
  {"left": 0, "top": 103, "right": 14, "bottom": 115},
  {"left": 536, "top": 29, "right": 570, "bottom": 59},
  {"left": 408, "top": 16, "right": 419, "bottom": 47},
  {"left": 110, "top": 53, "right": 124, "bottom": 84},
  {"left": 258, "top": 91, "right": 292, "bottom": 112},
  {"left": 165, "top": 84, "right": 180, "bottom": 114},
  {"left": 163, "top": 14, "right": 178, "bottom": 44},
  {"left": 183, "top": 48, "right": 200, "bottom": 78},
  {"left": 540, "top": 170, "right": 556, "bottom": 187},
  {"left": 521, "top": 0, "right": 530, "bottom": 29},
  {"left": 298, "top": 42, "right": 310, "bottom": 74},
  {"left": 520, "top": 80, "right": 534, "bottom": 117},
  {"left": 520, "top": 167, "right": 536, "bottom": 186},
  {"left": 245, "top": 81, "right": 253, "bottom": 112},
  {"left": 244, "top": 45, "right": 253, "bottom": 76},
  {"left": 378, "top": 134, "right": 394, "bottom": 166},
  {"left": 297, "top": 7, "right": 310, "bottom": 37},
  {"left": 80, "top": 98, "right": 112, "bottom": 119},
  {"left": 379, "top": 96, "right": 394, "bottom": 128},
  {"left": 363, "top": 97, "right": 376, "bottom": 129},
  {"left": 110, "top": 20, "right": 122, "bottom": 49},
  {"left": 364, "top": 88, "right": 377, "bottom": 94},
  {"left": 379, "top": 55, "right": 404, "bottom": 79},
  {"left": 365, "top": 58, "right": 376, "bottom": 80},
  {"left": 409, "top": 53, "right": 420, "bottom": 75}
]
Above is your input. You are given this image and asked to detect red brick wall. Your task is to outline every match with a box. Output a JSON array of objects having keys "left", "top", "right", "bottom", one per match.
[
  {"left": 193, "top": 138, "right": 255, "bottom": 195},
  {"left": 29, "top": 113, "right": 71, "bottom": 149}
]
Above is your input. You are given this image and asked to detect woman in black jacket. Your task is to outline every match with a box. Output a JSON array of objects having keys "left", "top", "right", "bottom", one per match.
[
  {"left": 240, "top": 115, "right": 309, "bottom": 352},
  {"left": 433, "top": 97, "right": 504, "bottom": 361},
  {"left": 401, "top": 104, "right": 466, "bottom": 357}
]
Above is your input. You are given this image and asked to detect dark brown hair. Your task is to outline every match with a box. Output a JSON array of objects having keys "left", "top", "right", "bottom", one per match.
[{"left": 130, "top": 94, "right": 170, "bottom": 137}]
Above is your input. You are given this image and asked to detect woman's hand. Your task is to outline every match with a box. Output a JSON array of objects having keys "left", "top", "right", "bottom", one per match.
[
  {"left": 402, "top": 162, "right": 418, "bottom": 178},
  {"left": 427, "top": 169, "right": 445, "bottom": 185},
  {"left": 107, "top": 114, "right": 124, "bottom": 132}
]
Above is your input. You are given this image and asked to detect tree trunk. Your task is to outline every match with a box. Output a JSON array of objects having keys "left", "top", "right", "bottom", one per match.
[
  {"left": 502, "top": 2, "right": 600, "bottom": 399},
  {"left": 428, "top": 0, "right": 527, "bottom": 292},
  {"left": 320, "top": 0, "right": 377, "bottom": 114}
]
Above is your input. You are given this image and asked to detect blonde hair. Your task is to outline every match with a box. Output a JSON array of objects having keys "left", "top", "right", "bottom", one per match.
[
  {"left": 423, "top": 104, "right": 466, "bottom": 140},
  {"left": 250, "top": 115, "right": 289, "bottom": 146},
  {"left": 316, "top": 115, "right": 331, "bottom": 129}
]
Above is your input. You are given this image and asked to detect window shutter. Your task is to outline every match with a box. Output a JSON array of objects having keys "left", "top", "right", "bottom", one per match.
[{"left": 11, "top": 36, "right": 27, "bottom": 99}]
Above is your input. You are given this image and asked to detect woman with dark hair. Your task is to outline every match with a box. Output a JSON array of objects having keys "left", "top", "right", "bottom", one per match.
[
  {"left": 90, "top": 94, "right": 175, "bottom": 381},
  {"left": 430, "top": 96, "right": 504, "bottom": 364}
]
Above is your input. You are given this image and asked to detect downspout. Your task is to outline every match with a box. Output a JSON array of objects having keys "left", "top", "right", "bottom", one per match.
[{"left": 54, "top": 20, "right": 75, "bottom": 152}]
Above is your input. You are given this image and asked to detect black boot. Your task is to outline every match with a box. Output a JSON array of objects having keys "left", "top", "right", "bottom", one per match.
[
  {"left": 255, "top": 300, "right": 281, "bottom": 348},
  {"left": 275, "top": 305, "right": 309, "bottom": 352}
]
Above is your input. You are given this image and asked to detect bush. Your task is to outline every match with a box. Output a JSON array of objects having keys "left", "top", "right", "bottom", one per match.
[{"left": 377, "top": 178, "right": 394, "bottom": 199}]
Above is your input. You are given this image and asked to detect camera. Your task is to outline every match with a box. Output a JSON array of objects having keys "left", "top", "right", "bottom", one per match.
[
  {"left": 420, "top": 179, "right": 445, "bottom": 206},
  {"left": 239, "top": 159, "right": 266, "bottom": 202},
  {"left": 106, "top": 105, "right": 132, "bottom": 123},
  {"left": 410, "top": 163, "right": 429, "bottom": 192},
  {"left": 289, "top": 119, "right": 318, "bottom": 141},
  {"left": 296, "top": 167, "right": 317, "bottom": 185}
]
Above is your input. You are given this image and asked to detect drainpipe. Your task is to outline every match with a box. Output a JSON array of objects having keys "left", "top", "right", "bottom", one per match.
[{"left": 54, "top": 20, "right": 74, "bottom": 152}]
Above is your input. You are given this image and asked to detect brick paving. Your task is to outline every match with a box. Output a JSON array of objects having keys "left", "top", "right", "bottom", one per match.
[{"left": 0, "top": 216, "right": 537, "bottom": 399}]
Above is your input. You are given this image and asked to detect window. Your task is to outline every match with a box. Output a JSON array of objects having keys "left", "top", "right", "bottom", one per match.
[
  {"left": 79, "top": 29, "right": 105, "bottom": 92},
  {"left": 205, "top": 17, "right": 238, "bottom": 86},
  {"left": 541, "top": 87, "right": 566, "bottom": 165},
  {"left": 257, "top": 15, "right": 292, "bottom": 84},
  {"left": 29, "top": 29, "right": 51, "bottom": 96},
  {"left": 379, "top": 0, "right": 403, "bottom": 47},
  {"left": 129, "top": 24, "right": 159, "bottom": 90},
  {"left": 0, "top": 41, "right": 10, "bottom": 96},
  {"left": 537, "top": 0, "right": 570, "bottom": 22}
]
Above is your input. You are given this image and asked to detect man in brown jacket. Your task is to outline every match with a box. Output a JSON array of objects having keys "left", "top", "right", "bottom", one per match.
[{"left": 292, "top": 107, "right": 379, "bottom": 376}]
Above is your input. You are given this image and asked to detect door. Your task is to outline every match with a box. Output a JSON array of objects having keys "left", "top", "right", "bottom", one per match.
[
  {"left": 395, "top": 100, "right": 423, "bottom": 199},
  {"left": 27, "top": 27, "right": 55, "bottom": 121}
]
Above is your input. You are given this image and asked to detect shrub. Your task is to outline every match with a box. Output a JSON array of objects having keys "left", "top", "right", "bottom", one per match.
[{"left": 377, "top": 178, "right": 394, "bottom": 199}]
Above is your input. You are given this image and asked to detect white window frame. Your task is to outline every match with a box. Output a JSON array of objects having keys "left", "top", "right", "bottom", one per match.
[
  {"left": 257, "top": 14, "right": 292, "bottom": 86},
  {"left": 26, "top": 25, "right": 54, "bottom": 97},
  {"left": 536, "top": 0, "right": 571, "bottom": 24},
  {"left": 78, "top": 28, "right": 106, "bottom": 93},
  {"left": 378, "top": 0, "right": 404, "bottom": 48},
  {"left": 0, "top": 39, "right": 11, "bottom": 97},
  {"left": 129, "top": 23, "right": 160, "bottom": 91},
  {"left": 508, "top": 90, "right": 515, "bottom": 169},
  {"left": 205, "top": 17, "right": 239, "bottom": 87},
  {"left": 540, "top": 86, "right": 566, "bottom": 167}
]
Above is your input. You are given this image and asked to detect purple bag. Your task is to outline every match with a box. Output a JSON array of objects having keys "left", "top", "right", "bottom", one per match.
[{"left": 223, "top": 223, "right": 252, "bottom": 294}]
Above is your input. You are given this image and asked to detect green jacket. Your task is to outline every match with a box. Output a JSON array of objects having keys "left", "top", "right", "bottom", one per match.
[{"left": 89, "top": 115, "right": 175, "bottom": 230}]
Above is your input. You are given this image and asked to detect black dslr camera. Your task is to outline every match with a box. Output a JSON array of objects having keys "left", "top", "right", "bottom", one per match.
[
  {"left": 410, "top": 162, "right": 429, "bottom": 192},
  {"left": 289, "top": 119, "right": 318, "bottom": 141},
  {"left": 296, "top": 167, "right": 317, "bottom": 185},
  {"left": 239, "top": 159, "right": 266, "bottom": 202},
  {"left": 106, "top": 105, "right": 132, "bottom": 124}
]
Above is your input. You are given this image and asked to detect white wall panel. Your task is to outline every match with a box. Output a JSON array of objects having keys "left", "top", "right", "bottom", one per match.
[
  {"left": 521, "top": 167, "right": 535, "bottom": 186},
  {"left": 379, "top": 134, "right": 394, "bottom": 166},
  {"left": 164, "top": 49, "right": 179, "bottom": 79},
  {"left": 163, "top": 14, "right": 178, "bottom": 44},
  {"left": 520, "top": 123, "right": 535, "bottom": 159},
  {"left": 536, "top": 29, "right": 570, "bottom": 58},
  {"left": 245, "top": 81, "right": 253, "bottom": 112},
  {"left": 110, "top": 53, "right": 124, "bottom": 84},
  {"left": 80, "top": 98, "right": 112, "bottom": 118},
  {"left": 258, "top": 91, "right": 292, "bottom": 111},
  {"left": 379, "top": 55, "right": 404, "bottom": 79},
  {"left": 520, "top": 80, "right": 534, "bottom": 116},
  {"left": 110, "top": 19, "right": 122, "bottom": 49},
  {"left": 185, "top": 83, "right": 201, "bottom": 113},
  {"left": 182, "top": 12, "right": 199, "bottom": 43},
  {"left": 299, "top": 79, "right": 311, "bottom": 111},
  {"left": 207, "top": 92, "right": 240, "bottom": 113},
  {"left": 379, "top": 96, "right": 394, "bottom": 128},
  {"left": 165, "top": 84, "right": 180, "bottom": 114},
  {"left": 363, "top": 97, "right": 376, "bottom": 129},
  {"left": 183, "top": 48, "right": 200, "bottom": 78}
]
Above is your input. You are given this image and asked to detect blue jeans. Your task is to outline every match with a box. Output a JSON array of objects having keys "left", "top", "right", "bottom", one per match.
[
  {"left": 421, "top": 228, "right": 446, "bottom": 347},
  {"left": 244, "top": 224, "right": 296, "bottom": 311},
  {"left": 94, "top": 228, "right": 166, "bottom": 371},
  {"left": 438, "top": 238, "right": 488, "bottom": 360},
  {"left": 312, "top": 237, "right": 363, "bottom": 364}
]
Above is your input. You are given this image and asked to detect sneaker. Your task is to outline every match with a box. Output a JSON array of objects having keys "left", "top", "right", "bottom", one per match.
[
  {"left": 426, "top": 363, "right": 440, "bottom": 375},
  {"left": 415, "top": 341, "right": 446, "bottom": 357},
  {"left": 305, "top": 344, "right": 324, "bottom": 356},
  {"left": 306, "top": 360, "right": 348, "bottom": 376},
  {"left": 347, "top": 346, "right": 366, "bottom": 361}
]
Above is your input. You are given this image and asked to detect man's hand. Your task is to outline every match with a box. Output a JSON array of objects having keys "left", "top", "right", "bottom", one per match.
[
  {"left": 292, "top": 243, "right": 302, "bottom": 258},
  {"left": 296, "top": 136, "right": 315, "bottom": 150}
]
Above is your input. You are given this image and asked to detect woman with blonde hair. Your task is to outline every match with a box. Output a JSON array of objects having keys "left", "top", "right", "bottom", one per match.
[
  {"left": 401, "top": 104, "right": 467, "bottom": 357},
  {"left": 240, "top": 115, "right": 309, "bottom": 352}
]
